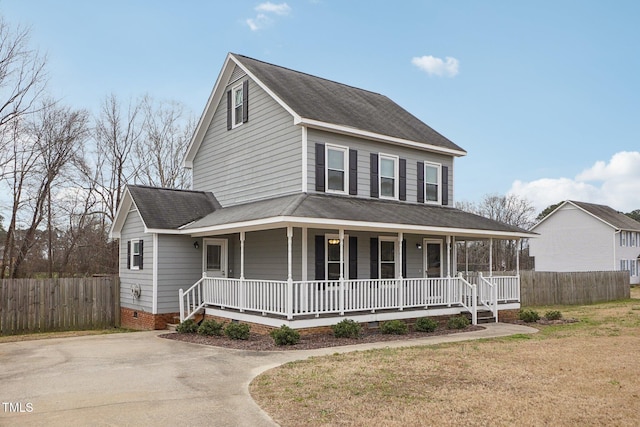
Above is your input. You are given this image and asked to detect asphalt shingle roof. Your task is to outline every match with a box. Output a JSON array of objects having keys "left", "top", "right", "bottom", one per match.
[
  {"left": 570, "top": 200, "right": 640, "bottom": 231},
  {"left": 128, "top": 185, "right": 219, "bottom": 230},
  {"left": 185, "top": 193, "right": 532, "bottom": 236},
  {"left": 233, "top": 54, "right": 466, "bottom": 154}
]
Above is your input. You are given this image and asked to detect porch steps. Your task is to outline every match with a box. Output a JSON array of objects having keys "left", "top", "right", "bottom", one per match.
[
  {"left": 464, "top": 310, "right": 497, "bottom": 324},
  {"left": 166, "top": 312, "right": 205, "bottom": 331}
]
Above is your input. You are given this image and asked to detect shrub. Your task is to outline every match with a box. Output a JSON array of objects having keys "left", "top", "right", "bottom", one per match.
[
  {"left": 332, "top": 319, "right": 362, "bottom": 338},
  {"left": 446, "top": 315, "right": 470, "bottom": 330},
  {"left": 270, "top": 325, "right": 300, "bottom": 346},
  {"left": 224, "top": 322, "right": 251, "bottom": 340},
  {"left": 176, "top": 319, "right": 198, "bottom": 334},
  {"left": 197, "top": 319, "right": 225, "bottom": 336},
  {"left": 415, "top": 317, "right": 438, "bottom": 333},
  {"left": 519, "top": 309, "right": 540, "bottom": 323},
  {"left": 380, "top": 319, "right": 408, "bottom": 335},
  {"left": 544, "top": 310, "right": 563, "bottom": 321}
]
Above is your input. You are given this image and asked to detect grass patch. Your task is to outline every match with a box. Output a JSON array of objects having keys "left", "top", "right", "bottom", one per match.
[
  {"left": 251, "top": 288, "right": 640, "bottom": 426},
  {"left": 0, "top": 328, "right": 135, "bottom": 343}
]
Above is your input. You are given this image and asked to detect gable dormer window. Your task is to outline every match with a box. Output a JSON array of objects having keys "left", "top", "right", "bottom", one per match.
[
  {"left": 425, "top": 162, "right": 441, "bottom": 204},
  {"left": 379, "top": 154, "right": 398, "bottom": 199},
  {"left": 326, "top": 145, "right": 348, "bottom": 193},
  {"left": 227, "top": 80, "right": 249, "bottom": 130}
]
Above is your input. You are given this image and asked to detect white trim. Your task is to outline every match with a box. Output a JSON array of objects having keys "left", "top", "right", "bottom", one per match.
[
  {"left": 325, "top": 143, "right": 349, "bottom": 195},
  {"left": 301, "top": 127, "right": 308, "bottom": 192},
  {"left": 301, "top": 227, "right": 308, "bottom": 281},
  {"left": 423, "top": 238, "right": 443, "bottom": 278},
  {"left": 325, "top": 233, "right": 349, "bottom": 280},
  {"left": 379, "top": 236, "right": 397, "bottom": 279},
  {"left": 184, "top": 215, "right": 535, "bottom": 239},
  {"left": 152, "top": 233, "right": 158, "bottom": 314},
  {"left": 424, "top": 161, "right": 442, "bottom": 205},
  {"left": 231, "top": 82, "right": 244, "bottom": 129},
  {"left": 379, "top": 153, "right": 399, "bottom": 200},
  {"left": 296, "top": 118, "right": 467, "bottom": 157},
  {"left": 203, "top": 238, "right": 228, "bottom": 277}
]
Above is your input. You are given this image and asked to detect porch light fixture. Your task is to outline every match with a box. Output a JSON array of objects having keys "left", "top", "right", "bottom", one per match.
[
  {"left": 328, "top": 239, "right": 340, "bottom": 245},
  {"left": 193, "top": 241, "right": 199, "bottom": 249},
  {"left": 416, "top": 243, "right": 422, "bottom": 250}
]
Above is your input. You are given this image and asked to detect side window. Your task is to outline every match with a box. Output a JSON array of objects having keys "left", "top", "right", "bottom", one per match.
[
  {"left": 232, "top": 84, "right": 243, "bottom": 127},
  {"left": 227, "top": 80, "right": 249, "bottom": 130},
  {"left": 326, "top": 145, "right": 348, "bottom": 194},
  {"left": 424, "top": 162, "right": 441, "bottom": 204},
  {"left": 128, "top": 239, "right": 144, "bottom": 270},
  {"left": 379, "top": 238, "right": 396, "bottom": 279},
  {"left": 379, "top": 154, "right": 398, "bottom": 199}
]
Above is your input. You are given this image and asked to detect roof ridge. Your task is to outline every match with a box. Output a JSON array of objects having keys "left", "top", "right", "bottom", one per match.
[{"left": 232, "top": 53, "right": 387, "bottom": 98}]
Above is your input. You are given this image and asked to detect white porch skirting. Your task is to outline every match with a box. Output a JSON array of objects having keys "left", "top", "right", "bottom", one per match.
[{"left": 179, "top": 275, "right": 520, "bottom": 327}]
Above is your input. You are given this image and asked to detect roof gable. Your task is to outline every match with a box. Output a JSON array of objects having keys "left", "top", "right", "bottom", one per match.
[
  {"left": 184, "top": 53, "right": 466, "bottom": 167},
  {"left": 532, "top": 200, "right": 640, "bottom": 232}
]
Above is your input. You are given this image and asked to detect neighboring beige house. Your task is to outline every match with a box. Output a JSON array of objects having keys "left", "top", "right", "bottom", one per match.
[
  {"left": 110, "top": 53, "right": 534, "bottom": 330},
  {"left": 529, "top": 200, "right": 640, "bottom": 285}
]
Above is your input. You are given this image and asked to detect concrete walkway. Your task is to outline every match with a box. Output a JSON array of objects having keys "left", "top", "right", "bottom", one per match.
[{"left": 0, "top": 323, "right": 537, "bottom": 426}]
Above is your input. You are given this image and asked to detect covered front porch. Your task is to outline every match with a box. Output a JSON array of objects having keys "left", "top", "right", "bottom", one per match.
[{"left": 179, "top": 223, "right": 523, "bottom": 327}]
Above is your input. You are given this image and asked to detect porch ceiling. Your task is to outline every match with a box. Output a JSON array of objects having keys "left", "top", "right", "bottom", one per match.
[{"left": 181, "top": 193, "right": 535, "bottom": 239}]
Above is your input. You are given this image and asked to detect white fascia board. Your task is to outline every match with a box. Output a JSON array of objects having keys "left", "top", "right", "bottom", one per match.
[
  {"left": 530, "top": 200, "right": 569, "bottom": 231},
  {"left": 183, "top": 54, "right": 235, "bottom": 168},
  {"left": 183, "top": 215, "right": 534, "bottom": 239},
  {"left": 108, "top": 188, "right": 134, "bottom": 239},
  {"left": 144, "top": 228, "right": 184, "bottom": 235},
  {"left": 297, "top": 118, "right": 468, "bottom": 157}
]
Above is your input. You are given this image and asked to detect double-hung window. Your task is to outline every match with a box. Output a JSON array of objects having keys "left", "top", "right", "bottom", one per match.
[
  {"left": 379, "top": 237, "right": 396, "bottom": 279},
  {"left": 379, "top": 154, "right": 398, "bottom": 199},
  {"left": 326, "top": 145, "right": 348, "bottom": 193},
  {"left": 128, "top": 239, "right": 143, "bottom": 270},
  {"left": 232, "top": 84, "right": 244, "bottom": 127},
  {"left": 424, "top": 162, "right": 441, "bottom": 204}
]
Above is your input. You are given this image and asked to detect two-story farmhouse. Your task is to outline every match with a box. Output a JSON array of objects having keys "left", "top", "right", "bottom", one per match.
[
  {"left": 529, "top": 200, "right": 640, "bottom": 284},
  {"left": 110, "top": 53, "right": 533, "bottom": 330}
]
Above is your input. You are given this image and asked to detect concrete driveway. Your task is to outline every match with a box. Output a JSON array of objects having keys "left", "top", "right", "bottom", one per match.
[{"left": 0, "top": 323, "right": 537, "bottom": 426}]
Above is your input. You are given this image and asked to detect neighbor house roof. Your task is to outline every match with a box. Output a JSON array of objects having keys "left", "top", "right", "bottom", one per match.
[
  {"left": 184, "top": 53, "right": 466, "bottom": 167},
  {"left": 182, "top": 193, "right": 534, "bottom": 238},
  {"left": 567, "top": 200, "right": 640, "bottom": 231}
]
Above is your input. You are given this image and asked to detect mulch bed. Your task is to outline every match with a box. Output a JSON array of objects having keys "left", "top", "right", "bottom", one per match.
[{"left": 159, "top": 325, "right": 485, "bottom": 351}]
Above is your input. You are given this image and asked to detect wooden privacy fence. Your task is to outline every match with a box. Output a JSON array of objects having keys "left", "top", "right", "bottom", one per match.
[
  {"left": 520, "top": 271, "right": 629, "bottom": 306},
  {"left": 0, "top": 276, "right": 120, "bottom": 335}
]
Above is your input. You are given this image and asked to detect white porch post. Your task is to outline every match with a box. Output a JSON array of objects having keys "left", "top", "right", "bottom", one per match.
[
  {"left": 446, "top": 235, "right": 451, "bottom": 307},
  {"left": 489, "top": 238, "right": 493, "bottom": 277},
  {"left": 452, "top": 236, "right": 457, "bottom": 276},
  {"left": 339, "top": 228, "right": 345, "bottom": 315},
  {"left": 301, "top": 226, "right": 308, "bottom": 312},
  {"left": 287, "top": 226, "right": 294, "bottom": 319},
  {"left": 465, "top": 240, "right": 469, "bottom": 276},
  {"left": 239, "top": 231, "right": 245, "bottom": 312},
  {"left": 398, "top": 232, "right": 404, "bottom": 311}
]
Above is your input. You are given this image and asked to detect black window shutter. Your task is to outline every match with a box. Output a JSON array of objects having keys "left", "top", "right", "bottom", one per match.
[
  {"left": 442, "top": 165, "right": 449, "bottom": 206},
  {"left": 242, "top": 80, "right": 249, "bottom": 123},
  {"left": 417, "top": 161, "right": 424, "bottom": 203},
  {"left": 402, "top": 239, "right": 407, "bottom": 278},
  {"left": 226, "top": 90, "right": 232, "bottom": 130},
  {"left": 349, "top": 149, "right": 358, "bottom": 195},
  {"left": 399, "top": 158, "right": 407, "bottom": 201},
  {"left": 349, "top": 236, "right": 357, "bottom": 279},
  {"left": 370, "top": 237, "right": 379, "bottom": 279},
  {"left": 127, "top": 241, "right": 131, "bottom": 269},
  {"left": 370, "top": 153, "right": 379, "bottom": 198},
  {"left": 138, "top": 239, "right": 144, "bottom": 270},
  {"left": 315, "top": 143, "right": 325, "bottom": 192},
  {"left": 315, "top": 235, "right": 325, "bottom": 280}
]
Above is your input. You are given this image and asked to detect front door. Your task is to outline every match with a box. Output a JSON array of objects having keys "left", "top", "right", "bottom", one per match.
[
  {"left": 203, "top": 238, "right": 228, "bottom": 277},
  {"left": 424, "top": 239, "right": 443, "bottom": 278}
]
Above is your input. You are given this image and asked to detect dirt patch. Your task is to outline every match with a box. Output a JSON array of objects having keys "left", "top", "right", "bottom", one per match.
[{"left": 160, "top": 325, "right": 484, "bottom": 351}]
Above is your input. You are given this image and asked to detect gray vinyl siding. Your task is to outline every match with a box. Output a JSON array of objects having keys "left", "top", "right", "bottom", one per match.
[
  {"left": 307, "top": 129, "right": 454, "bottom": 205},
  {"left": 192, "top": 75, "right": 302, "bottom": 206},
  {"left": 156, "top": 235, "right": 203, "bottom": 313},
  {"left": 235, "top": 229, "right": 302, "bottom": 281},
  {"left": 119, "top": 209, "right": 153, "bottom": 311}
]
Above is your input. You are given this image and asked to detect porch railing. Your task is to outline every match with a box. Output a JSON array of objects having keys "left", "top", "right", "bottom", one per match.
[
  {"left": 478, "top": 272, "right": 498, "bottom": 322},
  {"left": 180, "top": 275, "right": 520, "bottom": 324}
]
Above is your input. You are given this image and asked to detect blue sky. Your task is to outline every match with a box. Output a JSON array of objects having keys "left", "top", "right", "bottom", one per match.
[{"left": 2, "top": 0, "right": 639, "bottom": 214}]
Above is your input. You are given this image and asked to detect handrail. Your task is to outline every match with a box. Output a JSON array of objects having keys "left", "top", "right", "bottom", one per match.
[
  {"left": 457, "top": 273, "right": 477, "bottom": 325},
  {"left": 179, "top": 276, "right": 205, "bottom": 322},
  {"left": 478, "top": 272, "right": 498, "bottom": 322}
]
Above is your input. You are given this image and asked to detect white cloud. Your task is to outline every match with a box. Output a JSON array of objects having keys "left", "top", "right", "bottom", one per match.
[
  {"left": 255, "top": 2, "right": 291, "bottom": 15},
  {"left": 411, "top": 55, "right": 459, "bottom": 77},
  {"left": 508, "top": 151, "right": 640, "bottom": 213},
  {"left": 246, "top": 3, "right": 291, "bottom": 31}
]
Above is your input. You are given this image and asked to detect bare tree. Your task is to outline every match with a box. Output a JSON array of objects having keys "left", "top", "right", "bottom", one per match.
[{"left": 133, "top": 96, "right": 193, "bottom": 189}]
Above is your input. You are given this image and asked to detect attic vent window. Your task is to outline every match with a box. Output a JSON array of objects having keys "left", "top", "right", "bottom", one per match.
[
  {"left": 233, "top": 84, "right": 244, "bottom": 126},
  {"left": 227, "top": 80, "right": 249, "bottom": 130}
]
